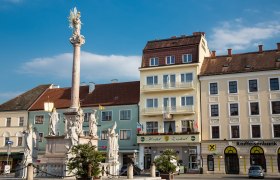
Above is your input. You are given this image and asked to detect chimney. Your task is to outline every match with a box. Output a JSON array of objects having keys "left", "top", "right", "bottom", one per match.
[
  {"left": 258, "top": 45, "right": 263, "bottom": 53},
  {"left": 89, "top": 82, "right": 95, "bottom": 94},
  {"left": 227, "top": 49, "right": 232, "bottom": 56},
  {"left": 277, "top": 43, "right": 280, "bottom": 51},
  {"left": 211, "top": 50, "right": 216, "bottom": 58}
]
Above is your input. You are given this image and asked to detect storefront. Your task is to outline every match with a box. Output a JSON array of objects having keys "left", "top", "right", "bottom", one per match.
[
  {"left": 0, "top": 152, "right": 24, "bottom": 173},
  {"left": 201, "top": 140, "right": 280, "bottom": 175},
  {"left": 138, "top": 133, "right": 201, "bottom": 173}
]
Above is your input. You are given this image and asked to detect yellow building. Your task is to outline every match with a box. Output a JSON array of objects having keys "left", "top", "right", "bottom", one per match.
[
  {"left": 200, "top": 45, "right": 280, "bottom": 175},
  {"left": 0, "top": 84, "right": 50, "bottom": 172},
  {"left": 137, "top": 32, "right": 210, "bottom": 172}
]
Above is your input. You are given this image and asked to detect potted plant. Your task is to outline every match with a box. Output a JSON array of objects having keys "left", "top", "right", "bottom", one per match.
[
  {"left": 154, "top": 149, "right": 178, "bottom": 180},
  {"left": 67, "top": 144, "right": 105, "bottom": 180}
]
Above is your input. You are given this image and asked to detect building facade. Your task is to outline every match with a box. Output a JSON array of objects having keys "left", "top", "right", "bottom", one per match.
[
  {"left": 200, "top": 45, "right": 280, "bottom": 175},
  {"left": 137, "top": 33, "right": 210, "bottom": 172}
]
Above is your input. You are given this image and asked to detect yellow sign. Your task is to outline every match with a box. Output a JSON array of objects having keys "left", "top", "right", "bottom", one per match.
[{"left": 208, "top": 144, "right": 216, "bottom": 151}]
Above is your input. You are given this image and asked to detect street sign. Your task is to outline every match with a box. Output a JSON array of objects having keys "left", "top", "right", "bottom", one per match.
[
  {"left": 7, "top": 140, "right": 13, "bottom": 145},
  {"left": 4, "top": 165, "right": 10, "bottom": 174}
]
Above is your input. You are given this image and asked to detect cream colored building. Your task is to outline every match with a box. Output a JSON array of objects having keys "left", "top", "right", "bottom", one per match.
[
  {"left": 137, "top": 32, "right": 210, "bottom": 172},
  {"left": 200, "top": 45, "right": 280, "bottom": 175},
  {"left": 0, "top": 84, "right": 50, "bottom": 172}
]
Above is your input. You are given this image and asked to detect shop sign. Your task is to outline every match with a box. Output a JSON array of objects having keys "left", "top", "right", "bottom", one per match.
[
  {"left": 137, "top": 134, "right": 199, "bottom": 144},
  {"left": 208, "top": 144, "right": 216, "bottom": 151},
  {"left": 236, "top": 141, "right": 277, "bottom": 146},
  {"left": 4, "top": 165, "right": 10, "bottom": 174}
]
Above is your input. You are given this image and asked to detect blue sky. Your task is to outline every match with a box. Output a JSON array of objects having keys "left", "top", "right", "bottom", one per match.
[{"left": 0, "top": 0, "right": 280, "bottom": 104}]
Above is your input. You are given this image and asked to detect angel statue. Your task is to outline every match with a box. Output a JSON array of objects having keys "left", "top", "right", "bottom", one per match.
[
  {"left": 23, "top": 124, "right": 34, "bottom": 165},
  {"left": 89, "top": 109, "right": 98, "bottom": 137},
  {"left": 107, "top": 122, "right": 119, "bottom": 159},
  {"left": 69, "top": 7, "right": 82, "bottom": 36},
  {"left": 49, "top": 107, "right": 59, "bottom": 136}
]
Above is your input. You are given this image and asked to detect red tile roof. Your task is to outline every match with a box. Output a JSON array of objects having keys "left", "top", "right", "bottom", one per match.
[
  {"left": 200, "top": 49, "right": 280, "bottom": 76},
  {"left": 0, "top": 84, "right": 51, "bottom": 111},
  {"left": 29, "top": 81, "right": 140, "bottom": 110}
]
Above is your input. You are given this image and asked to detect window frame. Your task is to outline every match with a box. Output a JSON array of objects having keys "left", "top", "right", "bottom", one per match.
[
  {"left": 119, "top": 129, "right": 132, "bottom": 140},
  {"left": 17, "top": 136, "right": 23, "bottom": 146},
  {"left": 146, "top": 121, "right": 158, "bottom": 134},
  {"left": 272, "top": 124, "right": 280, "bottom": 138},
  {"left": 6, "top": 117, "right": 11, "bottom": 127},
  {"left": 210, "top": 104, "right": 219, "bottom": 117},
  {"left": 269, "top": 77, "right": 280, "bottom": 91},
  {"left": 181, "top": 96, "right": 194, "bottom": 106},
  {"left": 230, "top": 125, "right": 240, "bottom": 139},
  {"left": 250, "top": 124, "right": 261, "bottom": 139},
  {"left": 38, "top": 132, "right": 44, "bottom": 142},
  {"left": 119, "top": 109, "right": 131, "bottom": 121},
  {"left": 84, "top": 112, "right": 91, "bottom": 122},
  {"left": 271, "top": 101, "right": 280, "bottom": 115},
  {"left": 229, "top": 103, "right": 239, "bottom": 117},
  {"left": 182, "top": 54, "right": 192, "bottom": 63},
  {"left": 181, "top": 73, "right": 193, "bottom": 83},
  {"left": 248, "top": 79, "right": 258, "bottom": 93},
  {"left": 34, "top": 115, "right": 44, "bottom": 124},
  {"left": 181, "top": 120, "right": 194, "bottom": 132},
  {"left": 101, "top": 111, "right": 113, "bottom": 121},
  {"left": 166, "top": 55, "right": 175, "bottom": 65},
  {"left": 210, "top": 125, "right": 220, "bottom": 139},
  {"left": 228, "top": 80, "right": 238, "bottom": 94},
  {"left": 209, "top": 82, "right": 218, "bottom": 95},
  {"left": 19, "top": 117, "right": 24, "bottom": 127},
  {"left": 146, "top": 98, "right": 158, "bottom": 108},
  {"left": 146, "top": 76, "right": 158, "bottom": 85},
  {"left": 101, "top": 130, "right": 108, "bottom": 140},
  {"left": 149, "top": 57, "right": 159, "bottom": 66}
]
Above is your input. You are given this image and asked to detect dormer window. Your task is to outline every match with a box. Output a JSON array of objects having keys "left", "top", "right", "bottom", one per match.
[
  {"left": 166, "top": 56, "right": 175, "bottom": 65},
  {"left": 182, "top": 54, "right": 192, "bottom": 63},
  {"left": 149, "top": 57, "right": 159, "bottom": 66}
]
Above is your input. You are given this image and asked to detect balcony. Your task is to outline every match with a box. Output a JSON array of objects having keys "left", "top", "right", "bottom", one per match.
[
  {"left": 142, "top": 105, "right": 195, "bottom": 116},
  {"left": 141, "top": 82, "right": 194, "bottom": 93},
  {"left": 137, "top": 132, "right": 200, "bottom": 144}
]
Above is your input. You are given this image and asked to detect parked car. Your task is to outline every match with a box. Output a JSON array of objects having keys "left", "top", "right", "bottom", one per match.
[{"left": 248, "top": 165, "right": 265, "bottom": 179}]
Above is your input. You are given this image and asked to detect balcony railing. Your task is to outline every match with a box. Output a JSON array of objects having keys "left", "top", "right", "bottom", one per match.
[
  {"left": 142, "top": 105, "right": 194, "bottom": 116},
  {"left": 141, "top": 82, "right": 194, "bottom": 92}
]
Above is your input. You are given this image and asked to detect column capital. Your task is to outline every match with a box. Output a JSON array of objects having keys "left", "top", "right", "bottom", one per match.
[{"left": 70, "top": 35, "right": 85, "bottom": 46}]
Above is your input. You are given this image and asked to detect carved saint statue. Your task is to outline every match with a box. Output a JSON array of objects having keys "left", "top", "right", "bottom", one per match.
[
  {"left": 76, "top": 106, "right": 84, "bottom": 136},
  {"left": 68, "top": 7, "right": 82, "bottom": 36},
  {"left": 70, "top": 121, "right": 79, "bottom": 147},
  {"left": 23, "top": 124, "right": 34, "bottom": 164},
  {"left": 107, "top": 122, "right": 119, "bottom": 159},
  {"left": 89, "top": 109, "right": 98, "bottom": 137},
  {"left": 49, "top": 108, "right": 59, "bottom": 136}
]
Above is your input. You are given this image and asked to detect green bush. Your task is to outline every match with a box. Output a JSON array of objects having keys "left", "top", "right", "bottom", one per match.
[{"left": 154, "top": 149, "right": 178, "bottom": 174}]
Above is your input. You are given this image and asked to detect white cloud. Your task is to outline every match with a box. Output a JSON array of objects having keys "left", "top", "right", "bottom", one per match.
[
  {"left": 209, "top": 20, "right": 280, "bottom": 54},
  {"left": 19, "top": 52, "right": 141, "bottom": 83}
]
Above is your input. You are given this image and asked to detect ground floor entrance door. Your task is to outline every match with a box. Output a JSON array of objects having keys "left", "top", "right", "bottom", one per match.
[
  {"left": 144, "top": 154, "right": 151, "bottom": 169},
  {"left": 224, "top": 146, "right": 239, "bottom": 174},
  {"left": 250, "top": 146, "right": 266, "bottom": 171}
]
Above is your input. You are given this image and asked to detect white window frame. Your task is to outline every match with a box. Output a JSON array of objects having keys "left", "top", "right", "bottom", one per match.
[
  {"left": 209, "top": 103, "right": 219, "bottom": 117},
  {"left": 166, "top": 55, "right": 175, "bottom": 65},
  {"left": 101, "top": 130, "right": 108, "bottom": 140},
  {"left": 229, "top": 124, "right": 241, "bottom": 139},
  {"left": 228, "top": 102, "right": 239, "bottom": 117},
  {"left": 149, "top": 57, "right": 159, "bottom": 66},
  {"left": 181, "top": 73, "right": 193, "bottom": 83},
  {"left": 248, "top": 78, "right": 259, "bottom": 93},
  {"left": 146, "top": 121, "right": 158, "bottom": 133},
  {"left": 38, "top": 132, "right": 44, "bottom": 142},
  {"left": 34, "top": 115, "right": 45, "bottom": 124},
  {"left": 250, "top": 124, "right": 262, "bottom": 139},
  {"left": 6, "top": 117, "right": 11, "bottom": 127},
  {"left": 101, "top": 111, "right": 113, "bottom": 121},
  {"left": 269, "top": 77, "right": 280, "bottom": 91},
  {"left": 119, "top": 109, "right": 131, "bottom": 121},
  {"left": 119, "top": 129, "right": 132, "bottom": 140},
  {"left": 19, "top": 117, "right": 24, "bottom": 127},
  {"left": 17, "top": 136, "right": 23, "bottom": 146},
  {"left": 209, "top": 82, "right": 219, "bottom": 95},
  {"left": 146, "top": 76, "right": 158, "bottom": 85},
  {"left": 182, "top": 54, "right": 192, "bottom": 63},
  {"left": 270, "top": 100, "right": 280, "bottom": 115},
  {"left": 181, "top": 96, "right": 194, "bottom": 106},
  {"left": 228, "top": 80, "right": 238, "bottom": 94},
  {"left": 84, "top": 112, "right": 91, "bottom": 122},
  {"left": 146, "top": 98, "right": 158, "bottom": 108},
  {"left": 272, "top": 123, "right": 280, "bottom": 138},
  {"left": 210, "top": 125, "right": 220, "bottom": 139},
  {"left": 248, "top": 101, "right": 260, "bottom": 116}
]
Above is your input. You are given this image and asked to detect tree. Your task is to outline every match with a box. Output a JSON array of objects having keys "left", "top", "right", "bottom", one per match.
[
  {"left": 67, "top": 144, "right": 105, "bottom": 179},
  {"left": 154, "top": 149, "right": 178, "bottom": 174}
]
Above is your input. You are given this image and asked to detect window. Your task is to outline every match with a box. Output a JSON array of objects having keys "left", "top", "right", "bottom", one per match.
[
  {"left": 163, "top": 97, "right": 176, "bottom": 111},
  {"left": 166, "top": 56, "right": 175, "bottom": 65},
  {"left": 210, "top": 104, "right": 219, "bottom": 117},
  {"left": 120, "top": 130, "right": 131, "bottom": 140},
  {"left": 146, "top": 122, "right": 158, "bottom": 133},
  {"left": 149, "top": 57, "right": 159, "bottom": 66},
  {"left": 146, "top": 98, "right": 158, "bottom": 108},
  {"left": 181, "top": 73, "right": 193, "bottom": 83},
  {"left": 270, "top": 78, "right": 280, "bottom": 91},
  {"left": 147, "top": 76, "right": 158, "bottom": 85},
  {"left": 273, "top": 124, "right": 280, "bottom": 138},
  {"left": 164, "top": 121, "right": 175, "bottom": 133},
  {"left": 35, "top": 115, "right": 44, "bottom": 124},
  {"left": 230, "top": 103, "right": 239, "bottom": 116},
  {"left": 120, "top": 110, "right": 131, "bottom": 120},
  {"left": 182, "top": 120, "right": 194, "bottom": 132},
  {"left": 17, "top": 137, "right": 23, "bottom": 146},
  {"left": 181, "top": 96, "right": 193, "bottom": 106},
  {"left": 19, "top": 117, "right": 24, "bottom": 127},
  {"left": 249, "top": 79, "right": 258, "bottom": 92},
  {"left": 231, "top": 125, "right": 240, "bottom": 138},
  {"left": 163, "top": 74, "right": 176, "bottom": 87},
  {"left": 251, "top": 125, "right": 261, "bottom": 138},
  {"left": 211, "top": 126, "right": 220, "bottom": 139},
  {"left": 228, "top": 81, "right": 237, "bottom": 93},
  {"left": 272, "top": 101, "right": 280, "bottom": 114},
  {"left": 209, "top": 82, "right": 218, "bottom": 95},
  {"left": 6, "top": 117, "right": 11, "bottom": 127},
  {"left": 101, "top": 111, "right": 112, "bottom": 121},
  {"left": 101, "top": 130, "right": 108, "bottom": 140},
  {"left": 38, "top": 133, "right": 43, "bottom": 142},
  {"left": 84, "top": 112, "right": 91, "bottom": 122},
  {"left": 182, "top": 54, "right": 192, "bottom": 63},
  {"left": 250, "top": 102, "right": 260, "bottom": 115}
]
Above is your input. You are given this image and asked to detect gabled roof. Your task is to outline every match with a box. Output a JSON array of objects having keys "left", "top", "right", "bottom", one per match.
[
  {"left": 0, "top": 84, "right": 51, "bottom": 111},
  {"left": 200, "top": 50, "right": 280, "bottom": 76},
  {"left": 29, "top": 86, "right": 89, "bottom": 111},
  {"left": 82, "top": 81, "right": 140, "bottom": 107},
  {"left": 143, "top": 34, "right": 202, "bottom": 51}
]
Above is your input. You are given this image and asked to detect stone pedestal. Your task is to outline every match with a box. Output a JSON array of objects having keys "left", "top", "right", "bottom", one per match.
[{"left": 108, "top": 158, "right": 120, "bottom": 176}]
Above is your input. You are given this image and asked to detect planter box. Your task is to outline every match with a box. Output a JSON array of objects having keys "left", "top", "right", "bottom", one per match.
[{"left": 160, "top": 173, "right": 174, "bottom": 180}]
